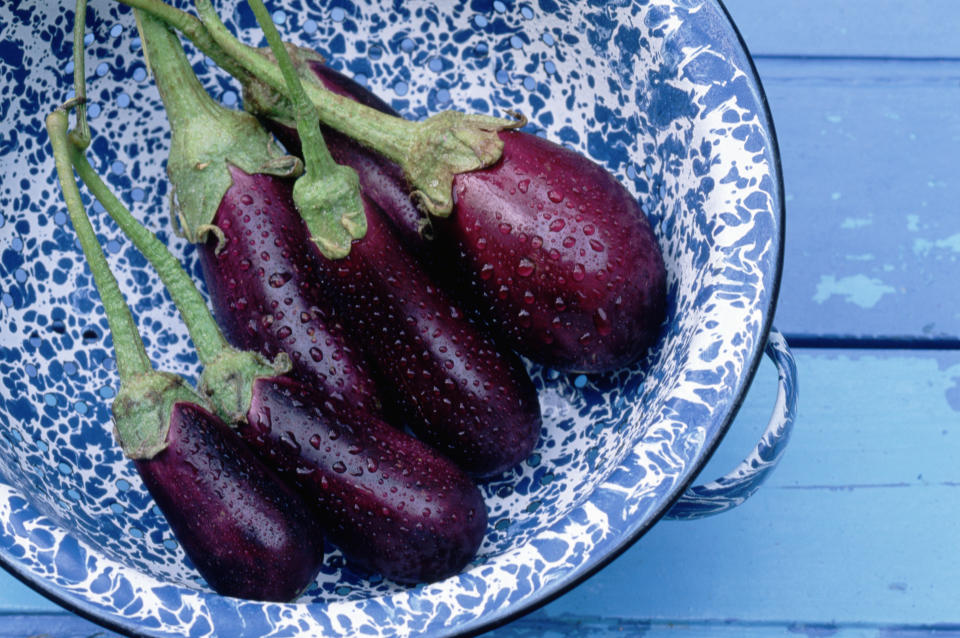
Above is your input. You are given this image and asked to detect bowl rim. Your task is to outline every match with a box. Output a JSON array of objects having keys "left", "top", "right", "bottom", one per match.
[{"left": 0, "top": 0, "right": 786, "bottom": 635}]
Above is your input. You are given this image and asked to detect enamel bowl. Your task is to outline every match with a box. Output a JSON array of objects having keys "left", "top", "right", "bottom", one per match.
[{"left": 0, "top": 1, "right": 793, "bottom": 636}]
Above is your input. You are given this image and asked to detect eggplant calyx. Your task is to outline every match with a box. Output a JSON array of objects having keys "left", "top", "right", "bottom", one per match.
[
  {"left": 112, "top": 371, "right": 202, "bottom": 459},
  {"left": 199, "top": 349, "right": 287, "bottom": 425},
  {"left": 406, "top": 111, "right": 510, "bottom": 217},
  {"left": 294, "top": 163, "right": 367, "bottom": 259}
]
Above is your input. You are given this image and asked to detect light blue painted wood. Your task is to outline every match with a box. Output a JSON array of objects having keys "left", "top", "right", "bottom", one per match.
[
  {"left": 724, "top": 0, "right": 960, "bottom": 58},
  {"left": 755, "top": 58, "right": 960, "bottom": 341},
  {"left": 484, "top": 350, "right": 960, "bottom": 632}
]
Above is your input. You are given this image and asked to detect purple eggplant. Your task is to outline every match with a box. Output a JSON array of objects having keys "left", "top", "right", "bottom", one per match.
[
  {"left": 445, "top": 130, "right": 667, "bottom": 372},
  {"left": 257, "top": 58, "right": 666, "bottom": 373},
  {"left": 74, "top": 125, "right": 488, "bottom": 584},
  {"left": 48, "top": 101, "right": 324, "bottom": 602},
  {"left": 135, "top": 399, "right": 323, "bottom": 600},
  {"left": 198, "top": 165, "right": 383, "bottom": 416},
  {"left": 203, "top": 165, "right": 541, "bottom": 478},
  {"left": 241, "top": 376, "right": 487, "bottom": 582}
]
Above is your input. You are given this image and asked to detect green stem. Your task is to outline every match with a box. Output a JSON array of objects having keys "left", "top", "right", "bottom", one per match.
[
  {"left": 46, "top": 106, "right": 151, "bottom": 381},
  {"left": 122, "top": 0, "right": 515, "bottom": 216},
  {"left": 69, "top": 148, "right": 229, "bottom": 366},
  {"left": 132, "top": 10, "right": 302, "bottom": 246},
  {"left": 134, "top": 10, "right": 224, "bottom": 138},
  {"left": 193, "top": 0, "right": 416, "bottom": 162},
  {"left": 69, "top": 0, "right": 90, "bottom": 150},
  {"left": 246, "top": 0, "right": 334, "bottom": 180},
  {"left": 117, "top": 0, "right": 253, "bottom": 84},
  {"left": 243, "top": 0, "right": 367, "bottom": 257}
]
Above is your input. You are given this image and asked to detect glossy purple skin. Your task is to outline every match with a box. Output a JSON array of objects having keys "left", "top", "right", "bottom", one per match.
[
  {"left": 135, "top": 401, "right": 323, "bottom": 602},
  {"left": 446, "top": 130, "right": 668, "bottom": 372},
  {"left": 313, "top": 199, "right": 542, "bottom": 478},
  {"left": 272, "top": 62, "right": 666, "bottom": 372},
  {"left": 198, "top": 166, "right": 382, "bottom": 415},
  {"left": 202, "top": 164, "right": 539, "bottom": 476},
  {"left": 242, "top": 376, "right": 487, "bottom": 583}
]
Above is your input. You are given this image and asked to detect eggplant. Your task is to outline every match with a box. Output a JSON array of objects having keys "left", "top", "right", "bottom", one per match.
[
  {"left": 203, "top": 165, "right": 541, "bottom": 478},
  {"left": 241, "top": 376, "right": 487, "bottom": 582},
  {"left": 258, "top": 57, "right": 667, "bottom": 373},
  {"left": 96, "top": 13, "right": 493, "bottom": 583},
  {"left": 134, "top": 398, "right": 323, "bottom": 600},
  {"left": 197, "top": 165, "right": 383, "bottom": 416},
  {"left": 48, "top": 103, "right": 324, "bottom": 602},
  {"left": 72, "top": 125, "right": 489, "bottom": 585}
]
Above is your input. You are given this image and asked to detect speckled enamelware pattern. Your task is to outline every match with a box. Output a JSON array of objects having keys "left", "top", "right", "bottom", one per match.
[{"left": 0, "top": 1, "right": 785, "bottom": 635}]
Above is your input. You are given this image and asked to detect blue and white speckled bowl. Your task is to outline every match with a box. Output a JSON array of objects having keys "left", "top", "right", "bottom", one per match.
[{"left": 0, "top": 1, "right": 795, "bottom": 636}]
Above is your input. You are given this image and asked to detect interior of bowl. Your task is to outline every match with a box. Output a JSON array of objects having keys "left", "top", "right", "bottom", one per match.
[{"left": 0, "top": 0, "right": 781, "bottom": 636}]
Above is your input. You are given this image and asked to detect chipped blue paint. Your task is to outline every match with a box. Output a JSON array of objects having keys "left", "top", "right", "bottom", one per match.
[{"left": 814, "top": 274, "right": 896, "bottom": 309}]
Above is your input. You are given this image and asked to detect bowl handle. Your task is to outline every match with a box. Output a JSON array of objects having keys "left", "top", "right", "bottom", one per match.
[{"left": 664, "top": 327, "right": 798, "bottom": 520}]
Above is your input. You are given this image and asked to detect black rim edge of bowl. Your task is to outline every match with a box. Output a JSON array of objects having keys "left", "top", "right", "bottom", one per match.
[
  {"left": 454, "top": 1, "right": 787, "bottom": 636},
  {"left": 0, "top": 1, "right": 787, "bottom": 636}
]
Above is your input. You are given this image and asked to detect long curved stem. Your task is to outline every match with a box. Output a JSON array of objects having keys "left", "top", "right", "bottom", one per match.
[
  {"left": 47, "top": 106, "right": 151, "bottom": 381},
  {"left": 119, "top": 0, "right": 253, "bottom": 83},
  {"left": 244, "top": 0, "right": 366, "bottom": 255},
  {"left": 69, "top": 148, "right": 230, "bottom": 366},
  {"left": 69, "top": 0, "right": 91, "bottom": 150},
  {"left": 194, "top": 0, "right": 415, "bottom": 162}
]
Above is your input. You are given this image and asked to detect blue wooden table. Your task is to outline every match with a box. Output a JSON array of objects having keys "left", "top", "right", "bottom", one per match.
[{"left": 2, "top": 1, "right": 958, "bottom": 635}]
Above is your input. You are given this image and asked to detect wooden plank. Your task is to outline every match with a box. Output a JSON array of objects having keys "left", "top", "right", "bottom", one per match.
[
  {"left": 490, "top": 349, "right": 960, "bottom": 630},
  {"left": 753, "top": 58, "right": 960, "bottom": 341},
  {"left": 0, "top": 613, "right": 119, "bottom": 637},
  {"left": 724, "top": 0, "right": 960, "bottom": 59}
]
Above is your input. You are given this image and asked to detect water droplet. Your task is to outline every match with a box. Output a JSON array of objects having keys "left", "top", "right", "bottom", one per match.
[
  {"left": 476, "top": 237, "right": 487, "bottom": 250},
  {"left": 240, "top": 194, "right": 254, "bottom": 206},
  {"left": 517, "top": 309, "right": 532, "bottom": 328},
  {"left": 554, "top": 297, "right": 566, "bottom": 311},
  {"left": 268, "top": 271, "right": 291, "bottom": 287},
  {"left": 547, "top": 190, "right": 564, "bottom": 203},
  {"left": 256, "top": 405, "right": 272, "bottom": 432},
  {"left": 594, "top": 308, "right": 612, "bottom": 336},
  {"left": 276, "top": 326, "right": 292, "bottom": 340},
  {"left": 282, "top": 431, "right": 300, "bottom": 451},
  {"left": 309, "top": 347, "right": 324, "bottom": 362},
  {"left": 480, "top": 263, "right": 495, "bottom": 280},
  {"left": 572, "top": 264, "right": 586, "bottom": 281},
  {"left": 518, "top": 179, "right": 530, "bottom": 193},
  {"left": 238, "top": 259, "right": 251, "bottom": 271},
  {"left": 549, "top": 218, "right": 565, "bottom": 232},
  {"left": 583, "top": 224, "right": 596, "bottom": 235},
  {"left": 309, "top": 434, "right": 322, "bottom": 449},
  {"left": 367, "top": 458, "right": 379, "bottom": 473},
  {"left": 523, "top": 290, "right": 535, "bottom": 304},
  {"left": 548, "top": 248, "right": 561, "bottom": 260},
  {"left": 498, "top": 222, "right": 512, "bottom": 235},
  {"left": 498, "top": 285, "right": 509, "bottom": 300},
  {"left": 590, "top": 239, "right": 605, "bottom": 252},
  {"left": 562, "top": 236, "right": 576, "bottom": 248},
  {"left": 332, "top": 461, "right": 347, "bottom": 473},
  {"left": 578, "top": 332, "right": 594, "bottom": 345},
  {"left": 516, "top": 257, "right": 535, "bottom": 277}
]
